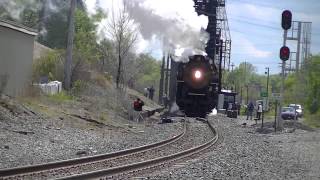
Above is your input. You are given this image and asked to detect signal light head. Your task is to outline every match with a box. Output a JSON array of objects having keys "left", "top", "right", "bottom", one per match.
[
  {"left": 280, "top": 46, "right": 290, "bottom": 61},
  {"left": 281, "top": 10, "right": 292, "bottom": 30}
]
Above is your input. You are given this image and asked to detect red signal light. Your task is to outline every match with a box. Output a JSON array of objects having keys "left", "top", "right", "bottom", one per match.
[
  {"left": 280, "top": 46, "right": 290, "bottom": 61},
  {"left": 281, "top": 10, "right": 292, "bottom": 30},
  {"left": 283, "top": 11, "right": 290, "bottom": 17}
]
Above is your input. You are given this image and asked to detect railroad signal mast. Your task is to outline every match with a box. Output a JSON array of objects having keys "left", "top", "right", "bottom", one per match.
[
  {"left": 277, "top": 10, "right": 293, "bottom": 130},
  {"left": 277, "top": 10, "right": 312, "bottom": 130}
]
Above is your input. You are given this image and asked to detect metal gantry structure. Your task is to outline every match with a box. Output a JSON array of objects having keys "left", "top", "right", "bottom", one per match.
[
  {"left": 285, "top": 21, "right": 312, "bottom": 74},
  {"left": 193, "top": 0, "right": 231, "bottom": 93},
  {"left": 193, "top": 0, "right": 231, "bottom": 71}
]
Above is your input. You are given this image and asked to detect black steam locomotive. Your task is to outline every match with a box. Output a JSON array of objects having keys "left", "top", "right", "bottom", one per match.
[{"left": 176, "top": 54, "right": 219, "bottom": 117}]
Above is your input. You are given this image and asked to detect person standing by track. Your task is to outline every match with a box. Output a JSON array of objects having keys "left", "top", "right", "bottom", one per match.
[
  {"left": 246, "top": 101, "right": 254, "bottom": 120},
  {"left": 257, "top": 103, "right": 263, "bottom": 120}
]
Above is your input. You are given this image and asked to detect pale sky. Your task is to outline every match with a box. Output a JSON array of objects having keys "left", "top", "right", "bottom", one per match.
[{"left": 85, "top": 0, "right": 320, "bottom": 74}]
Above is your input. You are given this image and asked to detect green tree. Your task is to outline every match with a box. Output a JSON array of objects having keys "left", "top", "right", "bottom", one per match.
[
  {"left": 305, "top": 55, "right": 320, "bottom": 113},
  {"left": 132, "top": 54, "right": 161, "bottom": 93}
]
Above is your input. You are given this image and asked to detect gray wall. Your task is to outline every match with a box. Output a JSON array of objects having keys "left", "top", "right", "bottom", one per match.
[{"left": 0, "top": 26, "right": 35, "bottom": 96}]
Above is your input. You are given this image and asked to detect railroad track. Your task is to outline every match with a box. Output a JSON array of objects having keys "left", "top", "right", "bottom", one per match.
[{"left": 0, "top": 118, "right": 218, "bottom": 179}]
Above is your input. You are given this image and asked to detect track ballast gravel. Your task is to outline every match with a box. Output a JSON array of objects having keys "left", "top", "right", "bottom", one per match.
[
  {"left": 148, "top": 115, "right": 320, "bottom": 180},
  {"left": 0, "top": 105, "right": 183, "bottom": 169}
]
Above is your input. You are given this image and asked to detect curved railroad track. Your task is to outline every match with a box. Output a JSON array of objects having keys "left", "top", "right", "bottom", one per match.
[
  {"left": 0, "top": 118, "right": 218, "bottom": 180},
  {"left": 0, "top": 121, "right": 185, "bottom": 179}
]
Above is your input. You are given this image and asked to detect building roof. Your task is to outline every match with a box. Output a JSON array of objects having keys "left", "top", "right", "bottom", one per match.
[
  {"left": 33, "top": 41, "right": 53, "bottom": 60},
  {"left": 0, "top": 19, "right": 37, "bottom": 36}
]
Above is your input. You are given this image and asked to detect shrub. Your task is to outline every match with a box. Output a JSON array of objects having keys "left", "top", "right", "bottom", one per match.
[
  {"left": 33, "top": 51, "right": 64, "bottom": 83},
  {"left": 71, "top": 80, "right": 88, "bottom": 96},
  {"left": 93, "top": 74, "right": 112, "bottom": 88},
  {"left": 305, "top": 110, "right": 320, "bottom": 128}
]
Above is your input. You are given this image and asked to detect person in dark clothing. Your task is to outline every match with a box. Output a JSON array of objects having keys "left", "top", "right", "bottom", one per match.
[
  {"left": 148, "top": 86, "right": 155, "bottom": 100},
  {"left": 236, "top": 102, "right": 241, "bottom": 115},
  {"left": 246, "top": 101, "right": 254, "bottom": 120},
  {"left": 133, "top": 98, "right": 144, "bottom": 111}
]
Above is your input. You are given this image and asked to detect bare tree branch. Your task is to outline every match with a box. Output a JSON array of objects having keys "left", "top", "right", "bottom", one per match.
[{"left": 106, "top": 2, "right": 138, "bottom": 89}]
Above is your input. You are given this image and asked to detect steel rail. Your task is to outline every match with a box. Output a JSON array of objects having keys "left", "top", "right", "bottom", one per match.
[
  {"left": 0, "top": 122, "right": 186, "bottom": 178},
  {"left": 59, "top": 119, "right": 218, "bottom": 180}
]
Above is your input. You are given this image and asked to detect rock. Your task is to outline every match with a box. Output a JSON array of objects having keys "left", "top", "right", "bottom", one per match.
[
  {"left": 76, "top": 150, "right": 87, "bottom": 156},
  {"left": 13, "top": 130, "right": 34, "bottom": 135},
  {"left": 286, "top": 128, "right": 296, "bottom": 133},
  {"left": 4, "top": 145, "right": 9, "bottom": 149},
  {"left": 59, "top": 117, "right": 64, "bottom": 120}
]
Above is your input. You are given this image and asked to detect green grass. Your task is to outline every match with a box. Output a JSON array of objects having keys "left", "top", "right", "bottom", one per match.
[
  {"left": 304, "top": 111, "right": 320, "bottom": 128},
  {"left": 47, "top": 91, "right": 73, "bottom": 102}
]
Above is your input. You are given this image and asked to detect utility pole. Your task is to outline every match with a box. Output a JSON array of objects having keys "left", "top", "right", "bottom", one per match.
[
  {"left": 246, "top": 85, "right": 249, "bottom": 105},
  {"left": 169, "top": 56, "right": 177, "bottom": 108},
  {"left": 240, "top": 87, "right": 243, "bottom": 105},
  {"left": 265, "top": 67, "right": 270, "bottom": 111},
  {"left": 158, "top": 53, "right": 165, "bottom": 104},
  {"left": 231, "top": 63, "right": 235, "bottom": 72},
  {"left": 218, "top": 40, "right": 223, "bottom": 93},
  {"left": 231, "top": 63, "right": 235, "bottom": 91},
  {"left": 244, "top": 61, "right": 248, "bottom": 104},
  {"left": 164, "top": 54, "right": 170, "bottom": 96},
  {"left": 64, "top": 0, "right": 76, "bottom": 90}
]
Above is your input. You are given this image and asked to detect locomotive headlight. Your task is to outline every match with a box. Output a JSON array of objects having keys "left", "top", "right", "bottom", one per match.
[{"left": 194, "top": 70, "right": 202, "bottom": 79}]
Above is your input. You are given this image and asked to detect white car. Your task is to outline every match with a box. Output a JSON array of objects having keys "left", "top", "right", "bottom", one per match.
[{"left": 289, "top": 104, "right": 303, "bottom": 117}]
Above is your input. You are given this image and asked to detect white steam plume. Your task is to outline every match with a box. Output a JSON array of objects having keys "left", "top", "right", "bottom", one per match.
[{"left": 123, "top": 0, "right": 208, "bottom": 55}]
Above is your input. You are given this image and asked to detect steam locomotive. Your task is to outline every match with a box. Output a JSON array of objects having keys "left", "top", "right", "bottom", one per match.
[{"left": 176, "top": 54, "right": 219, "bottom": 117}]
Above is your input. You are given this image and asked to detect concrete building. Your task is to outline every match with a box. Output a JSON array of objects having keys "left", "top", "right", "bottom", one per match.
[{"left": 0, "top": 20, "right": 37, "bottom": 96}]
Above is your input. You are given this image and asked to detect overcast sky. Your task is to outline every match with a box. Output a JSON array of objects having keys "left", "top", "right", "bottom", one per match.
[{"left": 85, "top": 0, "right": 320, "bottom": 74}]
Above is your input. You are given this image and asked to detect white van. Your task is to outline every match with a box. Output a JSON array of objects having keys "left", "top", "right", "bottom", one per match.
[{"left": 289, "top": 104, "right": 303, "bottom": 117}]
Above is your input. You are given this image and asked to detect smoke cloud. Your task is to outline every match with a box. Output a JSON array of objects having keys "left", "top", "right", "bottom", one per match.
[
  {"left": 0, "top": 0, "right": 61, "bottom": 37},
  {"left": 0, "top": 0, "right": 40, "bottom": 21},
  {"left": 123, "top": 0, "right": 208, "bottom": 54}
]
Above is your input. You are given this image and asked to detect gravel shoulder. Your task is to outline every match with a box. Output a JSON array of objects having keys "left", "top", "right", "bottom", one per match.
[
  {"left": 0, "top": 100, "right": 182, "bottom": 169},
  {"left": 148, "top": 115, "right": 320, "bottom": 180}
]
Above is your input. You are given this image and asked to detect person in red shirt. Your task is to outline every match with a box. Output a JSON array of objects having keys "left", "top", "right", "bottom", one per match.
[{"left": 133, "top": 98, "right": 144, "bottom": 111}]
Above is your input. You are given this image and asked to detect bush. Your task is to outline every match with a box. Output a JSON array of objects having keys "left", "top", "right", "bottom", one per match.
[
  {"left": 71, "top": 80, "right": 88, "bottom": 96},
  {"left": 33, "top": 51, "right": 64, "bottom": 83},
  {"left": 305, "top": 110, "right": 320, "bottom": 128}
]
